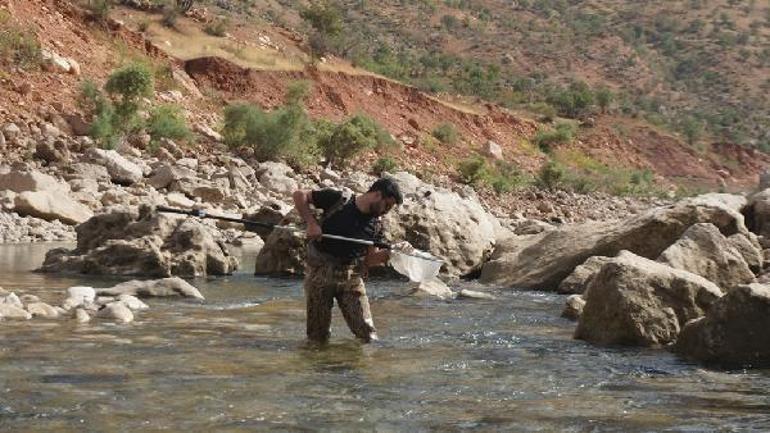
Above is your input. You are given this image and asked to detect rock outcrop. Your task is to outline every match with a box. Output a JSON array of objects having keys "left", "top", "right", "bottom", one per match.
[
  {"left": 674, "top": 283, "right": 770, "bottom": 368},
  {"left": 557, "top": 256, "right": 611, "bottom": 294},
  {"left": 561, "top": 294, "right": 585, "bottom": 321},
  {"left": 657, "top": 223, "right": 755, "bottom": 291},
  {"left": 40, "top": 206, "right": 238, "bottom": 277},
  {"left": 382, "top": 172, "right": 499, "bottom": 277},
  {"left": 575, "top": 251, "right": 723, "bottom": 347},
  {"left": 481, "top": 193, "right": 749, "bottom": 290}
]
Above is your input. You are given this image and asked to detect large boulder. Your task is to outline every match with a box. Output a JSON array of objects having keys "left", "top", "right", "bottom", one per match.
[
  {"left": 254, "top": 210, "right": 306, "bottom": 276},
  {"left": 744, "top": 188, "right": 770, "bottom": 238},
  {"left": 481, "top": 193, "right": 750, "bottom": 290},
  {"left": 40, "top": 206, "right": 238, "bottom": 277},
  {"left": 382, "top": 172, "right": 499, "bottom": 277},
  {"left": 674, "top": 283, "right": 770, "bottom": 368},
  {"left": 89, "top": 148, "right": 143, "bottom": 185},
  {"left": 575, "top": 251, "right": 723, "bottom": 347},
  {"left": 13, "top": 190, "right": 93, "bottom": 225},
  {"left": 657, "top": 223, "right": 755, "bottom": 291}
]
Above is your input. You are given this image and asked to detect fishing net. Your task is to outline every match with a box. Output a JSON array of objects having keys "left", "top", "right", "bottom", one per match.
[{"left": 389, "top": 243, "right": 443, "bottom": 283}]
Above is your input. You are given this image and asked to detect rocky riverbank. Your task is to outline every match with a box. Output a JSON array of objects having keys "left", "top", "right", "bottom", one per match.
[{"left": 3, "top": 115, "right": 770, "bottom": 368}]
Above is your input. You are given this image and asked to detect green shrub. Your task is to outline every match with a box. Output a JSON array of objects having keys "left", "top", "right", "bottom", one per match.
[
  {"left": 285, "top": 80, "right": 312, "bottom": 105},
  {"left": 223, "top": 103, "right": 315, "bottom": 163},
  {"left": 536, "top": 160, "right": 565, "bottom": 190},
  {"left": 86, "top": 0, "right": 112, "bottom": 22},
  {"left": 300, "top": 1, "right": 343, "bottom": 57},
  {"left": 372, "top": 156, "right": 398, "bottom": 175},
  {"left": 490, "top": 161, "right": 529, "bottom": 193},
  {"left": 595, "top": 87, "right": 614, "bottom": 113},
  {"left": 319, "top": 115, "right": 391, "bottom": 167},
  {"left": 528, "top": 102, "right": 557, "bottom": 122},
  {"left": 458, "top": 156, "right": 491, "bottom": 186},
  {"left": 0, "top": 12, "right": 42, "bottom": 69},
  {"left": 533, "top": 122, "right": 575, "bottom": 153},
  {"left": 147, "top": 104, "right": 190, "bottom": 143},
  {"left": 432, "top": 122, "right": 459, "bottom": 145},
  {"left": 547, "top": 81, "right": 595, "bottom": 118},
  {"left": 204, "top": 18, "right": 229, "bottom": 37},
  {"left": 162, "top": 8, "right": 179, "bottom": 28}
]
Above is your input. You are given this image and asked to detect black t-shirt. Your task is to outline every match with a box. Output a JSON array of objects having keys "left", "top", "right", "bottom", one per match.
[{"left": 311, "top": 188, "right": 382, "bottom": 261}]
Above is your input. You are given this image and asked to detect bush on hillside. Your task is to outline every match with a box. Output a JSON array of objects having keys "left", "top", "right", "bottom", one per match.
[
  {"left": 0, "top": 11, "right": 42, "bottom": 69},
  {"left": 533, "top": 122, "right": 575, "bottom": 153},
  {"left": 86, "top": 0, "right": 112, "bottom": 22},
  {"left": 372, "top": 156, "right": 398, "bottom": 175},
  {"left": 204, "top": 18, "right": 229, "bottom": 37},
  {"left": 105, "top": 62, "right": 154, "bottom": 125},
  {"left": 432, "top": 122, "right": 459, "bottom": 145},
  {"left": 458, "top": 156, "right": 491, "bottom": 186},
  {"left": 223, "top": 103, "right": 315, "bottom": 164},
  {"left": 547, "top": 81, "right": 595, "bottom": 118},
  {"left": 147, "top": 104, "right": 191, "bottom": 143},
  {"left": 536, "top": 160, "right": 565, "bottom": 190},
  {"left": 319, "top": 115, "right": 392, "bottom": 167}
]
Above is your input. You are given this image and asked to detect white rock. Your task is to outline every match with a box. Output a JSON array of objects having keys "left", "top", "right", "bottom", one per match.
[
  {"left": 20, "top": 294, "right": 40, "bottom": 304},
  {"left": 41, "top": 49, "right": 71, "bottom": 74},
  {"left": 97, "top": 302, "right": 134, "bottom": 323},
  {"left": 0, "top": 292, "right": 23, "bottom": 308},
  {"left": 13, "top": 190, "right": 94, "bottom": 225},
  {"left": 62, "top": 286, "right": 96, "bottom": 310},
  {"left": 117, "top": 294, "right": 149, "bottom": 311},
  {"left": 0, "top": 304, "right": 32, "bottom": 320},
  {"left": 2, "top": 123, "right": 20, "bottom": 142},
  {"left": 26, "top": 302, "right": 60, "bottom": 318},
  {"left": 74, "top": 308, "right": 91, "bottom": 323},
  {"left": 457, "top": 289, "right": 497, "bottom": 300},
  {"left": 193, "top": 123, "right": 222, "bottom": 142},
  {"left": 409, "top": 278, "right": 454, "bottom": 300},
  {"left": 0, "top": 170, "right": 69, "bottom": 193},
  {"left": 483, "top": 140, "right": 503, "bottom": 160},
  {"left": 166, "top": 191, "right": 195, "bottom": 208}
]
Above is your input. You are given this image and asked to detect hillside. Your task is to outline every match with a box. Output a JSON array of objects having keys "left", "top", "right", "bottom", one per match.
[{"left": 0, "top": 0, "right": 768, "bottom": 196}]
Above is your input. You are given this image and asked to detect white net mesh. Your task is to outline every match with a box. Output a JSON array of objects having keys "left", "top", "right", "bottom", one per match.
[{"left": 389, "top": 250, "right": 443, "bottom": 283}]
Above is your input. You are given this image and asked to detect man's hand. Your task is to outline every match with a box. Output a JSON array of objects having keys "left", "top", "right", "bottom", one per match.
[{"left": 306, "top": 221, "right": 323, "bottom": 240}]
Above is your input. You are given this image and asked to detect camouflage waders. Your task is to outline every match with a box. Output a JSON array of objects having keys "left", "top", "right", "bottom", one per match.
[{"left": 304, "top": 243, "right": 377, "bottom": 343}]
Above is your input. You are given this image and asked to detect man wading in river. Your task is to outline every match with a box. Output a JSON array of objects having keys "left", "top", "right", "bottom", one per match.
[{"left": 292, "top": 178, "right": 403, "bottom": 344}]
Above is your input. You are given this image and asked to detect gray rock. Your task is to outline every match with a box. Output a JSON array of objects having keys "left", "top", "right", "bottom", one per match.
[
  {"left": 40, "top": 206, "right": 238, "bottom": 277},
  {"left": 727, "top": 233, "right": 763, "bottom": 275},
  {"left": 483, "top": 140, "right": 503, "bottom": 160},
  {"left": 96, "top": 277, "right": 204, "bottom": 300},
  {"left": 658, "top": 223, "right": 755, "bottom": 291},
  {"left": 561, "top": 294, "right": 585, "bottom": 321},
  {"left": 34, "top": 139, "right": 71, "bottom": 163},
  {"left": 513, "top": 219, "right": 554, "bottom": 235},
  {"left": 1, "top": 292, "right": 23, "bottom": 308},
  {"left": 557, "top": 256, "right": 611, "bottom": 294},
  {"left": 674, "top": 283, "right": 770, "bottom": 368},
  {"left": 148, "top": 164, "right": 197, "bottom": 190},
  {"left": 89, "top": 148, "right": 143, "bottom": 185},
  {"left": 481, "top": 193, "right": 750, "bottom": 290},
  {"left": 0, "top": 169, "right": 68, "bottom": 193},
  {"left": 575, "top": 251, "right": 723, "bottom": 347}
]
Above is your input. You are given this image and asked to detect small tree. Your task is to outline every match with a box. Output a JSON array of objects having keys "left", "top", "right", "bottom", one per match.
[
  {"left": 300, "top": 1, "right": 343, "bottom": 58},
  {"left": 147, "top": 104, "right": 191, "bottom": 143},
  {"left": 105, "top": 62, "right": 154, "bottom": 127},
  {"left": 595, "top": 86, "right": 614, "bottom": 113},
  {"left": 681, "top": 116, "right": 703, "bottom": 145},
  {"left": 432, "top": 122, "right": 459, "bottom": 145},
  {"left": 319, "top": 115, "right": 390, "bottom": 167}
]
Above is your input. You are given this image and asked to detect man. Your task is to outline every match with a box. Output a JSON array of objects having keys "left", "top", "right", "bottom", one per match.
[{"left": 292, "top": 177, "right": 403, "bottom": 344}]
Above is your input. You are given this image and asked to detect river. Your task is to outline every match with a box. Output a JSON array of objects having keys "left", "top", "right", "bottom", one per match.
[{"left": 0, "top": 243, "right": 768, "bottom": 432}]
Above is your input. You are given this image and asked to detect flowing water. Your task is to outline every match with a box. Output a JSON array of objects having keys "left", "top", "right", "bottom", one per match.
[{"left": 0, "top": 243, "right": 769, "bottom": 432}]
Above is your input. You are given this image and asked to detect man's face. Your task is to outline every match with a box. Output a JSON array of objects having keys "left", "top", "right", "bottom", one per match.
[{"left": 371, "top": 194, "right": 398, "bottom": 217}]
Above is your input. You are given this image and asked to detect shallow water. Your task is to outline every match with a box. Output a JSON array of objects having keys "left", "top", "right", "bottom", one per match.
[{"left": 0, "top": 243, "right": 769, "bottom": 432}]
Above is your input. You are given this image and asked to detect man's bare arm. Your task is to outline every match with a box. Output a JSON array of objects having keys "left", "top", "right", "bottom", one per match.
[
  {"left": 292, "top": 190, "right": 322, "bottom": 240},
  {"left": 365, "top": 246, "right": 390, "bottom": 267}
]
